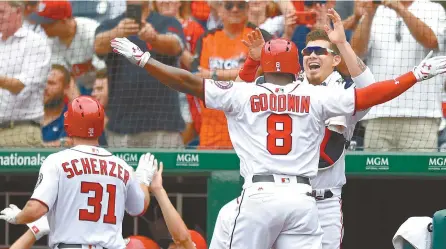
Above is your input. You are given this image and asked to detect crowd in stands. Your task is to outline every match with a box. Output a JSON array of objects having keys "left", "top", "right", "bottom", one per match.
[{"left": 0, "top": 0, "right": 446, "bottom": 152}]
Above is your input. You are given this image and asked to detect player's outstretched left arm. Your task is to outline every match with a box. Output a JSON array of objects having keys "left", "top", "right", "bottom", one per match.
[
  {"left": 111, "top": 38, "right": 204, "bottom": 100},
  {"left": 355, "top": 51, "right": 446, "bottom": 111}
]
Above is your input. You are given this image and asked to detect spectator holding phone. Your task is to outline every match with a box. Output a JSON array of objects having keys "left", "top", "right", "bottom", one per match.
[
  {"left": 351, "top": 0, "right": 446, "bottom": 152},
  {"left": 152, "top": 0, "right": 205, "bottom": 146},
  {"left": 94, "top": 0, "right": 186, "bottom": 148}
]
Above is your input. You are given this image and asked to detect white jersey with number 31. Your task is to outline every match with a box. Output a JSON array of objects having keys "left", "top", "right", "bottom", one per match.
[
  {"left": 204, "top": 79, "right": 356, "bottom": 182},
  {"left": 30, "top": 145, "right": 146, "bottom": 249}
]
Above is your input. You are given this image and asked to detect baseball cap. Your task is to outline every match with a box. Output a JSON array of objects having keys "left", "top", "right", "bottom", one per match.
[
  {"left": 157, "top": 230, "right": 207, "bottom": 249},
  {"left": 28, "top": 0, "right": 72, "bottom": 24}
]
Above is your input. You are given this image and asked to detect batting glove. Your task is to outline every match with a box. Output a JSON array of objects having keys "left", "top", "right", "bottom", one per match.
[
  {"left": 412, "top": 50, "right": 446, "bottom": 82},
  {"left": 0, "top": 204, "right": 21, "bottom": 224},
  {"left": 111, "top": 37, "right": 151, "bottom": 68},
  {"left": 135, "top": 153, "right": 157, "bottom": 186},
  {"left": 26, "top": 215, "right": 50, "bottom": 240}
]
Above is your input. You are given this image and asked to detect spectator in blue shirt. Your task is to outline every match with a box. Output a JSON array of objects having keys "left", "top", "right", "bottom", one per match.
[{"left": 42, "top": 64, "right": 71, "bottom": 147}]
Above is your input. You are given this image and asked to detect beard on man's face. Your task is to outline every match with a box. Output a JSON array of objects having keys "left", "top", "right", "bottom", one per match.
[{"left": 44, "top": 96, "right": 64, "bottom": 109}]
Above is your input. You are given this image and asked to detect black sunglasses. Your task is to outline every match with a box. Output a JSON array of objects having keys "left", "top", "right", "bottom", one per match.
[
  {"left": 302, "top": 46, "right": 337, "bottom": 56},
  {"left": 224, "top": 2, "right": 247, "bottom": 11}
]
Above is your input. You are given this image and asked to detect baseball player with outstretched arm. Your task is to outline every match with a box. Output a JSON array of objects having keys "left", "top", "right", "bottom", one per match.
[
  {"left": 0, "top": 96, "right": 157, "bottom": 249},
  {"left": 110, "top": 34, "right": 446, "bottom": 249},
  {"left": 211, "top": 9, "right": 377, "bottom": 249}
]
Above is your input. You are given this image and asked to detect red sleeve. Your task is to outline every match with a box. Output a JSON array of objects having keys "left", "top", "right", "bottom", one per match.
[
  {"left": 187, "top": 94, "right": 202, "bottom": 133},
  {"left": 239, "top": 57, "right": 261, "bottom": 82},
  {"left": 355, "top": 72, "right": 417, "bottom": 111}
]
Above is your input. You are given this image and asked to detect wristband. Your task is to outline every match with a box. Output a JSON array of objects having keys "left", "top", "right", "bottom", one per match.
[
  {"left": 26, "top": 216, "right": 50, "bottom": 240},
  {"left": 239, "top": 57, "right": 260, "bottom": 82}
]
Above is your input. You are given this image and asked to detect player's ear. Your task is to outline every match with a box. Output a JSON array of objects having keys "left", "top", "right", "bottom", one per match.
[{"left": 332, "top": 55, "right": 341, "bottom": 68}]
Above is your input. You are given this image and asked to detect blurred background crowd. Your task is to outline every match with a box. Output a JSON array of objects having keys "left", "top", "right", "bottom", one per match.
[{"left": 1, "top": 0, "right": 446, "bottom": 152}]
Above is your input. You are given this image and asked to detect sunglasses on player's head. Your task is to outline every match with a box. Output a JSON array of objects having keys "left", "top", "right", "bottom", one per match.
[
  {"left": 302, "top": 46, "right": 337, "bottom": 56},
  {"left": 224, "top": 1, "right": 247, "bottom": 11}
]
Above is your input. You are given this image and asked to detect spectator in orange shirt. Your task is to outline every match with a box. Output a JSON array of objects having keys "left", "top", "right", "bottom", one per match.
[{"left": 191, "top": 1, "right": 272, "bottom": 149}]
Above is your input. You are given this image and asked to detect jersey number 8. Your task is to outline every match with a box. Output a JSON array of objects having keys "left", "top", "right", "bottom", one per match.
[
  {"left": 79, "top": 181, "right": 117, "bottom": 224},
  {"left": 267, "top": 114, "right": 292, "bottom": 155}
]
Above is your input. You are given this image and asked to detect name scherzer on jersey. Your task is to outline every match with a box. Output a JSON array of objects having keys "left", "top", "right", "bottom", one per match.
[
  {"left": 203, "top": 78, "right": 356, "bottom": 184},
  {"left": 30, "top": 145, "right": 146, "bottom": 249},
  {"left": 307, "top": 69, "right": 375, "bottom": 191}
]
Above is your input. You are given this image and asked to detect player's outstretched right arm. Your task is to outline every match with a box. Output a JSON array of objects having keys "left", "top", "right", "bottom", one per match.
[
  {"left": 150, "top": 160, "right": 196, "bottom": 249},
  {"left": 126, "top": 153, "right": 158, "bottom": 216},
  {"left": 111, "top": 38, "right": 204, "bottom": 100}
]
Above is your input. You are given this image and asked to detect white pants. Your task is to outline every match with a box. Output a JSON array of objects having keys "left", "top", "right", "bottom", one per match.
[
  {"left": 209, "top": 198, "right": 239, "bottom": 249},
  {"left": 316, "top": 196, "right": 343, "bottom": 249},
  {"left": 228, "top": 181, "right": 323, "bottom": 249}
]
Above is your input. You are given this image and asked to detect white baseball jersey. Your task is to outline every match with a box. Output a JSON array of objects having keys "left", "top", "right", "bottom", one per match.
[
  {"left": 31, "top": 145, "right": 146, "bottom": 249},
  {"left": 310, "top": 68, "right": 376, "bottom": 191},
  {"left": 204, "top": 79, "right": 356, "bottom": 182}
]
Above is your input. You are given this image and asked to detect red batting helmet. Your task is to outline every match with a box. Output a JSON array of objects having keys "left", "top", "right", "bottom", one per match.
[
  {"left": 261, "top": 38, "right": 301, "bottom": 75},
  {"left": 125, "top": 236, "right": 160, "bottom": 249},
  {"left": 64, "top": 96, "right": 105, "bottom": 138}
]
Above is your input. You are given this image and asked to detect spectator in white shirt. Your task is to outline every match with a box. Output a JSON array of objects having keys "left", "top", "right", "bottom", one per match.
[
  {"left": 28, "top": 0, "right": 106, "bottom": 96},
  {"left": 0, "top": 1, "right": 51, "bottom": 147},
  {"left": 351, "top": 0, "right": 446, "bottom": 152}
]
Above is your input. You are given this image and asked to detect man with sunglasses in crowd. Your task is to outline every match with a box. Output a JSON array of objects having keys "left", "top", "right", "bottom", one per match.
[{"left": 211, "top": 9, "right": 376, "bottom": 249}]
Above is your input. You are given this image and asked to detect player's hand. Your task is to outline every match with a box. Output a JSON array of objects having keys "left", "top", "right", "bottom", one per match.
[
  {"left": 26, "top": 215, "right": 49, "bottom": 240},
  {"left": 150, "top": 161, "right": 164, "bottom": 193},
  {"left": 114, "top": 18, "right": 140, "bottom": 37},
  {"left": 242, "top": 28, "right": 265, "bottom": 61},
  {"left": 412, "top": 51, "right": 446, "bottom": 82},
  {"left": 111, "top": 37, "right": 151, "bottom": 68},
  {"left": 0, "top": 204, "right": 21, "bottom": 224},
  {"left": 324, "top": 8, "right": 347, "bottom": 45},
  {"left": 138, "top": 22, "right": 158, "bottom": 43},
  {"left": 135, "top": 153, "right": 158, "bottom": 186}
]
